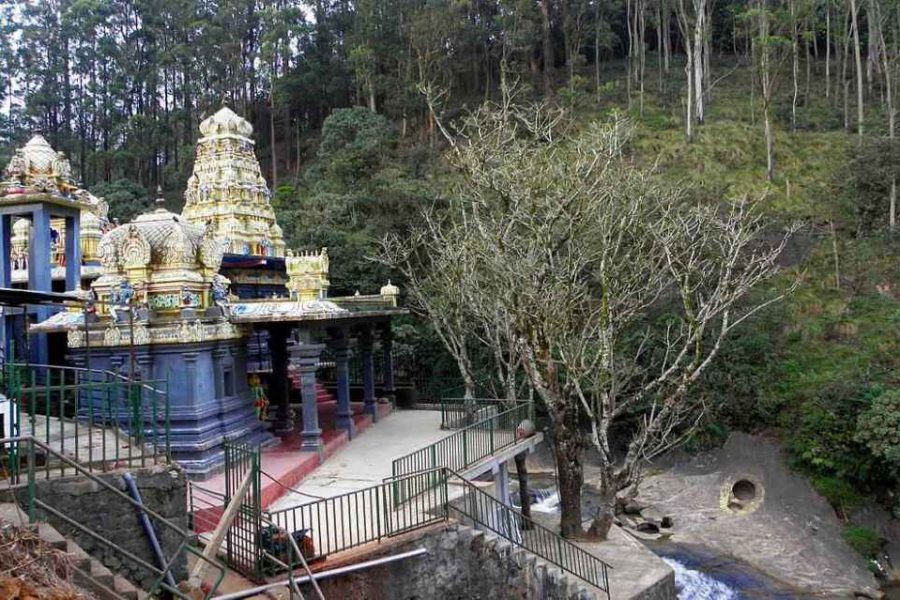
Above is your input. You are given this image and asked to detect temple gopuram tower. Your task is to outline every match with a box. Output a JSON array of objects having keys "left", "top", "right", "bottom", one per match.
[{"left": 182, "top": 107, "right": 286, "bottom": 298}]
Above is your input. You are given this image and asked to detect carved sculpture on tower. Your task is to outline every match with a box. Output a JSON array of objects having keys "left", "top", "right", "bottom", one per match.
[
  {"left": 182, "top": 106, "right": 285, "bottom": 258},
  {"left": 0, "top": 134, "right": 110, "bottom": 284},
  {"left": 285, "top": 248, "right": 330, "bottom": 301}
]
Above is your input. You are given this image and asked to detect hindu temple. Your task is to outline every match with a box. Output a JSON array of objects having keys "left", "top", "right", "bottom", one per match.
[{"left": 10, "top": 107, "right": 404, "bottom": 478}]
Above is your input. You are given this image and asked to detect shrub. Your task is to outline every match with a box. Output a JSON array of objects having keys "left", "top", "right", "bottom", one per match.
[
  {"left": 842, "top": 526, "right": 883, "bottom": 558},
  {"left": 811, "top": 476, "right": 864, "bottom": 517},
  {"left": 856, "top": 389, "right": 900, "bottom": 472}
]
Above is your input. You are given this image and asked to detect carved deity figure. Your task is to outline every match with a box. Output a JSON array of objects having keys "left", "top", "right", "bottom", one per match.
[
  {"left": 52, "top": 151, "right": 73, "bottom": 183},
  {"left": 4, "top": 149, "right": 27, "bottom": 184},
  {"left": 109, "top": 278, "right": 135, "bottom": 321},
  {"left": 211, "top": 275, "right": 230, "bottom": 312},
  {"left": 181, "top": 286, "right": 195, "bottom": 307}
]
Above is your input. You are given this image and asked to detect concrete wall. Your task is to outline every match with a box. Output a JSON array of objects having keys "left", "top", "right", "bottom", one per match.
[
  {"left": 23, "top": 464, "right": 188, "bottom": 590},
  {"left": 302, "top": 524, "right": 607, "bottom": 600}
]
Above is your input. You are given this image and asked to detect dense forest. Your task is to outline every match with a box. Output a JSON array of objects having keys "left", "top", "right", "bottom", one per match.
[{"left": 2, "top": 0, "right": 900, "bottom": 549}]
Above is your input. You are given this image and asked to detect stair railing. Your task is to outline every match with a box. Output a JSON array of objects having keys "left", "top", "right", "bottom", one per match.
[
  {"left": 442, "top": 468, "right": 612, "bottom": 598},
  {"left": 2, "top": 435, "right": 226, "bottom": 599},
  {"left": 391, "top": 401, "right": 531, "bottom": 504}
]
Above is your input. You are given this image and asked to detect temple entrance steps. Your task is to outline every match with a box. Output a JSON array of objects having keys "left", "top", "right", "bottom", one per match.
[
  {"left": 0, "top": 501, "right": 146, "bottom": 600},
  {"left": 190, "top": 401, "right": 397, "bottom": 535}
]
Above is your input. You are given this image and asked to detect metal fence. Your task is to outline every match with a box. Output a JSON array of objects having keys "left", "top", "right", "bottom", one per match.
[
  {"left": 223, "top": 443, "right": 264, "bottom": 581},
  {"left": 447, "top": 470, "right": 612, "bottom": 597},
  {"left": 391, "top": 401, "right": 531, "bottom": 504},
  {"left": 265, "top": 469, "right": 448, "bottom": 561},
  {"left": 0, "top": 363, "right": 170, "bottom": 479},
  {"left": 439, "top": 397, "right": 513, "bottom": 429},
  {"left": 5, "top": 436, "right": 226, "bottom": 599}
]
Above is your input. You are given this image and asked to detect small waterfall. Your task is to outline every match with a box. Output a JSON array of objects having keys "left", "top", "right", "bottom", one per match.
[
  {"left": 661, "top": 557, "right": 739, "bottom": 600},
  {"left": 512, "top": 486, "right": 561, "bottom": 513},
  {"left": 530, "top": 488, "right": 560, "bottom": 513}
]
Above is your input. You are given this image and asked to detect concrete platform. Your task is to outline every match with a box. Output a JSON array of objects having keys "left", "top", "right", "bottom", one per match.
[{"left": 268, "top": 409, "right": 447, "bottom": 509}]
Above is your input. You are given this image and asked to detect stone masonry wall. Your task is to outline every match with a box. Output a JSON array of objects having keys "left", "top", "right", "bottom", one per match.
[
  {"left": 303, "top": 523, "right": 674, "bottom": 600},
  {"left": 20, "top": 464, "right": 188, "bottom": 590}
]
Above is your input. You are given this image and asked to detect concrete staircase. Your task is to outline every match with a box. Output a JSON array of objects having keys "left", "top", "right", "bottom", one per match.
[{"left": 0, "top": 503, "right": 146, "bottom": 600}]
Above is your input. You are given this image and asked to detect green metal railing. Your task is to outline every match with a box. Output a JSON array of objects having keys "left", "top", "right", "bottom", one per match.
[
  {"left": 391, "top": 401, "right": 531, "bottom": 503},
  {"left": 0, "top": 363, "right": 170, "bottom": 477},
  {"left": 3, "top": 435, "right": 226, "bottom": 599},
  {"left": 439, "top": 397, "right": 510, "bottom": 429},
  {"left": 195, "top": 464, "right": 611, "bottom": 598},
  {"left": 265, "top": 469, "right": 449, "bottom": 561},
  {"left": 446, "top": 469, "right": 612, "bottom": 597},
  {"left": 224, "top": 442, "right": 264, "bottom": 581}
]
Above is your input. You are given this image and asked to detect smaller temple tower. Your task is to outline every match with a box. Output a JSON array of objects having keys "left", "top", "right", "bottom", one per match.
[{"left": 0, "top": 135, "right": 108, "bottom": 362}]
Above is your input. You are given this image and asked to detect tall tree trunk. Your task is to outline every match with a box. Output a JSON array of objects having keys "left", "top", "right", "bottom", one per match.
[
  {"left": 551, "top": 407, "right": 585, "bottom": 539},
  {"left": 827, "top": 0, "right": 832, "bottom": 98},
  {"left": 540, "top": 0, "right": 553, "bottom": 94},
  {"left": 790, "top": 0, "right": 799, "bottom": 130},
  {"left": 850, "top": 0, "right": 865, "bottom": 138},
  {"left": 693, "top": 0, "right": 706, "bottom": 124},
  {"left": 595, "top": 0, "right": 603, "bottom": 99}
]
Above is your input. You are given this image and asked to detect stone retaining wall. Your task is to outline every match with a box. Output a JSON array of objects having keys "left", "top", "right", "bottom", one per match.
[
  {"left": 21, "top": 464, "right": 188, "bottom": 590},
  {"left": 304, "top": 523, "right": 673, "bottom": 600}
]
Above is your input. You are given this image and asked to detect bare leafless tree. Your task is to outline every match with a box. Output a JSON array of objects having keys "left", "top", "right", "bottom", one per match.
[{"left": 386, "top": 96, "right": 795, "bottom": 540}]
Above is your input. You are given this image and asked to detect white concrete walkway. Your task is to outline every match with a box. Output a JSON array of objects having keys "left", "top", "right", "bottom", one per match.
[{"left": 268, "top": 409, "right": 447, "bottom": 511}]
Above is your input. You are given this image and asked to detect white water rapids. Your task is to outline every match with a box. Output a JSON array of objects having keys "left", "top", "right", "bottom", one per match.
[
  {"left": 662, "top": 557, "right": 740, "bottom": 599},
  {"left": 519, "top": 486, "right": 742, "bottom": 599}
]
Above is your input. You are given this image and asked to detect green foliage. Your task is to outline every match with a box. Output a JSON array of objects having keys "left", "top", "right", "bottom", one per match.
[
  {"left": 88, "top": 179, "right": 153, "bottom": 223},
  {"left": 786, "top": 382, "right": 883, "bottom": 483},
  {"left": 841, "top": 138, "right": 900, "bottom": 233},
  {"left": 842, "top": 526, "right": 883, "bottom": 558},
  {"left": 316, "top": 107, "right": 397, "bottom": 185},
  {"left": 812, "top": 476, "right": 865, "bottom": 515},
  {"left": 856, "top": 389, "right": 900, "bottom": 472}
]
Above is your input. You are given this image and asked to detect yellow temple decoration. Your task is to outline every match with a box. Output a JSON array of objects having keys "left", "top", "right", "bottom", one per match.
[
  {"left": 1, "top": 134, "right": 110, "bottom": 277},
  {"left": 94, "top": 198, "right": 227, "bottom": 315},
  {"left": 182, "top": 106, "right": 285, "bottom": 258},
  {"left": 285, "top": 248, "right": 330, "bottom": 301}
]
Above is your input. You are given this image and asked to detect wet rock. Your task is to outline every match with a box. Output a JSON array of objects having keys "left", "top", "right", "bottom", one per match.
[
  {"left": 623, "top": 500, "right": 647, "bottom": 515},
  {"left": 636, "top": 521, "right": 660, "bottom": 534}
]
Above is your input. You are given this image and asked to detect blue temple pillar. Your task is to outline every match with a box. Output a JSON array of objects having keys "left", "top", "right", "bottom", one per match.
[
  {"left": 359, "top": 326, "right": 377, "bottom": 420},
  {"left": 329, "top": 329, "right": 355, "bottom": 439},
  {"left": 0, "top": 215, "right": 10, "bottom": 288},
  {"left": 379, "top": 322, "right": 395, "bottom": 405},
  {"left": 268, "top": 326, "right": 293, "bottom": 436},
  {"left": 0, "top": 215, "right": 11, "bottom": 362},
  {"left": 64, "top": 214, "right": 81, "bottom": 291},
  {"left": 29, "top": 207, "right": 52, "bottom": 365},
  {"left": 294, "top": 339, "right": 325, "bottom": 453}
]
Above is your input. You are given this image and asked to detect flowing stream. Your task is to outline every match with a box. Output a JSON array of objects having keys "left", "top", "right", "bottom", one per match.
[{"left": 515, "top": 484, "right": 816, "bottom": 599}]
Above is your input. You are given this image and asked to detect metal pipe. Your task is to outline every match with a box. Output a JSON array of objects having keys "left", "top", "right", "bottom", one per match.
[
  {"left": 122, "top": 472, "right": 177, "bottom": 590},
  {"left": 211, "top": 547, "right": 429, "bottom": 600}
]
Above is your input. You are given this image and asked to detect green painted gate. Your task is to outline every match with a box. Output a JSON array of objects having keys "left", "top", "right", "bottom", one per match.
[{"left": 223, "top": 442, "right": 264, "bottom": 581}]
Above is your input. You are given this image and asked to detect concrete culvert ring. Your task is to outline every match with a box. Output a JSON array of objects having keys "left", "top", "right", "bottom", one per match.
[
  {"left": 732, "top": 479, "right": 757, "bottom": 502},
  {"left": 720, "top": 475, "right": 765, "bottom": 515}
]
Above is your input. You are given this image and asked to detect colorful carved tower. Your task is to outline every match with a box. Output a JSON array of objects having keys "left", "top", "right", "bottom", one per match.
[{"left": 182, "top": 107, "right": 285, "bottom": 258}]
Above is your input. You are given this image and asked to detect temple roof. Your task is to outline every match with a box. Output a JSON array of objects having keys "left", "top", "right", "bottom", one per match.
[
  {"left": 97, "top": 203, "right": 224, "bottom": 277},
  {"left": 199, "top": 106, "right": 254, "bottom": 138},
  {"left": 21, "top": 135, "right": 58, "bottom": 172}
]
